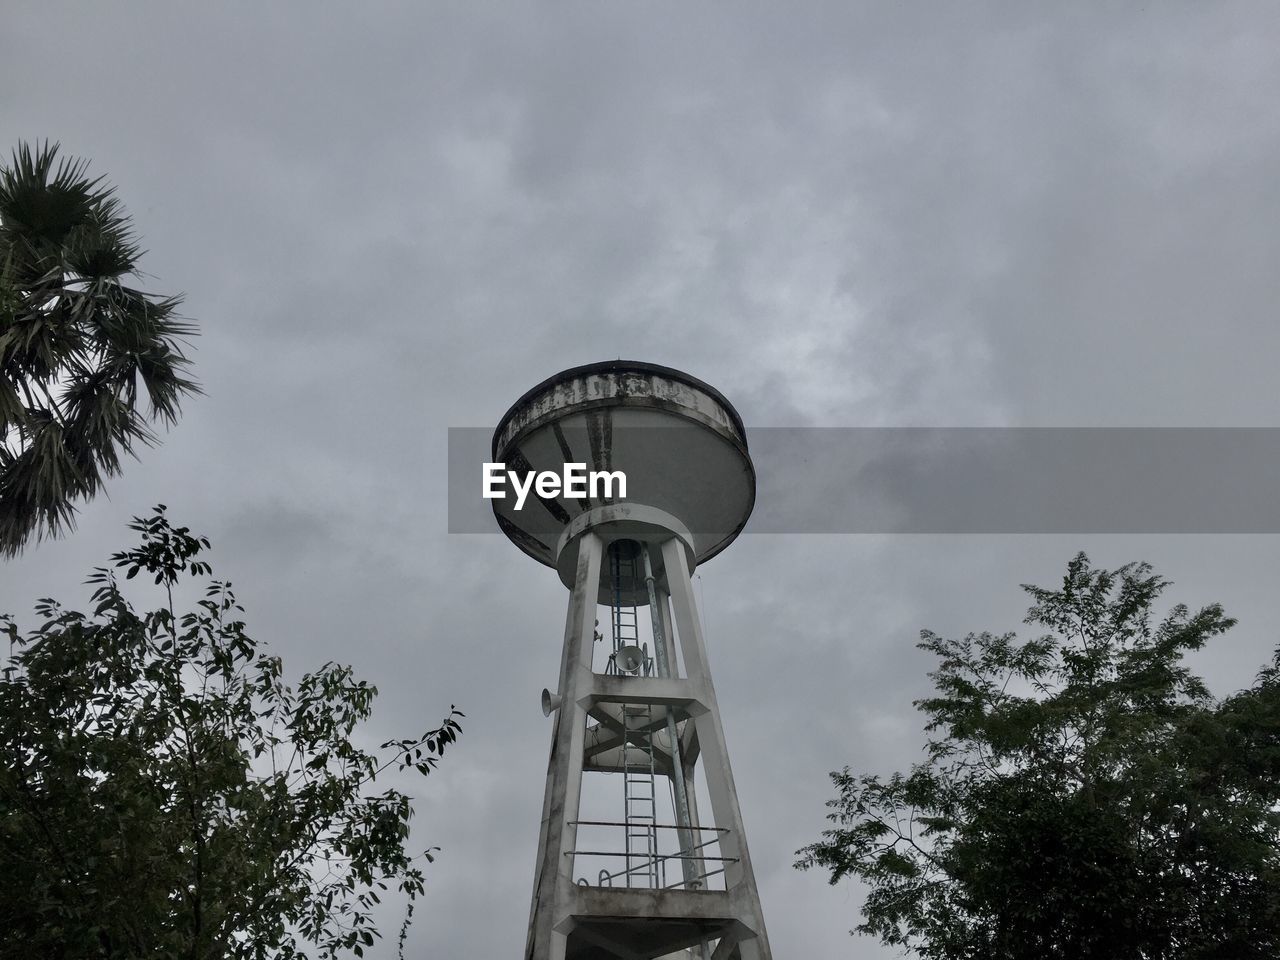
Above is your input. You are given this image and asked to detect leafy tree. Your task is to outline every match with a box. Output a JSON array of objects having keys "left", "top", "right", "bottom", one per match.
[
  {"left": 796, "top": 553, "right": 1280, "bottom": 959},
  {"left": 0, "top": 141, "right": 198, "bottom": 556},
  {"left": 0, "top": 507, "right": 462, "bottom": 959}
]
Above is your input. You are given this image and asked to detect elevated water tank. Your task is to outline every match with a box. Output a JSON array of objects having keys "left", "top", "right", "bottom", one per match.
[{"left": 491, "top": 360, "right": 755, "bottom": 585}]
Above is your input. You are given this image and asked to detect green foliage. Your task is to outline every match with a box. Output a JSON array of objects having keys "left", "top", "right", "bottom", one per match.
[
  {"left": 0, "top": 141, "right": 199, "bottom": 555},
  {"left": 797, "top": 553, "right": 1280, "bottom": 959},
  {"left": 0, "top": 507, "right": 462, "bottom": 959}
]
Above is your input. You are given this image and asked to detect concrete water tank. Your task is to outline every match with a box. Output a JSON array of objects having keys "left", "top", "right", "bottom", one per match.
[{"left": 491, "top": 360, "right": 756, "bottom": 599}]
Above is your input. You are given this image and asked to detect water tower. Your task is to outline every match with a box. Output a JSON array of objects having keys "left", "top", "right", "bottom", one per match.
[{"left": 493, "top": 361, "right": 771, "bottom": 960}]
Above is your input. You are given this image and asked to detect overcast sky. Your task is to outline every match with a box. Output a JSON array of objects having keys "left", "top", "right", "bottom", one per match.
[{"left": 5, "top": 3, "right": 1280, "bottom": 957}]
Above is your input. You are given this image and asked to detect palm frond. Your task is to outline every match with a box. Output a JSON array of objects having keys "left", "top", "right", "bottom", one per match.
[{"left": 0, "top": 140, "right": 199, "bottom": 556}]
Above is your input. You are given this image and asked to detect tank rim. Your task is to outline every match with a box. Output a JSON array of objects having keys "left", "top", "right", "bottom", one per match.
[{"left": 491, "top": 359, "right": 748, "bottom": 461}]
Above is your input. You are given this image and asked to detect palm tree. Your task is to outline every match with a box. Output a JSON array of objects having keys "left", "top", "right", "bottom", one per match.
[{"left": 0, "top": 141, "right": 198, "bottom": 556}]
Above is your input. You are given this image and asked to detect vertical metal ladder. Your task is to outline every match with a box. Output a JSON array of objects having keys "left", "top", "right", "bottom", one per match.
[
  {"left": 610, "top": 541, "right": 659, "bottom": 887},
  {"left": 609, "top": 547, "right": 640, "bottom": 674},
  {"left": 622, "top": 702, "right": 659, "bottom": 887}
]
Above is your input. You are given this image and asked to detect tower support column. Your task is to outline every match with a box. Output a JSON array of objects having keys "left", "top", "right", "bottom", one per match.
[
  {"left": 660, "top": 539, "right": 771, "bottom": 960},
  {"left": 526, "top": 532, "right": 603, "bottom": 960}
]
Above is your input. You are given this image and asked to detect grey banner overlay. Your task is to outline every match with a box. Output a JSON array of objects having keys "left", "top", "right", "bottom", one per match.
[{"left": 448, "top": 428, "right": 1280, "bottom": 534}]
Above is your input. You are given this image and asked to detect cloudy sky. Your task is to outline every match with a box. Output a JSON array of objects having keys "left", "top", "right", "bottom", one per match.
[{"left": 5, "top": 3, "right": 1280, "bottom": 957}]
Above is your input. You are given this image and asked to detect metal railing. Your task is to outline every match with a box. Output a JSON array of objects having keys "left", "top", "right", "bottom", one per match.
[{"left": 567, "top": 820, "right": 736, "bottom": 891}]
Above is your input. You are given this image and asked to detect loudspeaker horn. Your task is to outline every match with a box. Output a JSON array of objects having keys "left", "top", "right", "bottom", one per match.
[
  {"left": 541, "top": 688, "right": 562, "bottom": 717},
  {"left": 615, "top": 644, "right": 646, "bottom": 675}
]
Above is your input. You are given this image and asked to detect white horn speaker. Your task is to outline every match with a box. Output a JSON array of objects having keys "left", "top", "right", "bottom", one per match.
[
  {"left": 615, "top": 644, "right": 646, "bottom": 675},
  {"left": 541, "top": 688, "right": 562, "bottom": 717}
]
